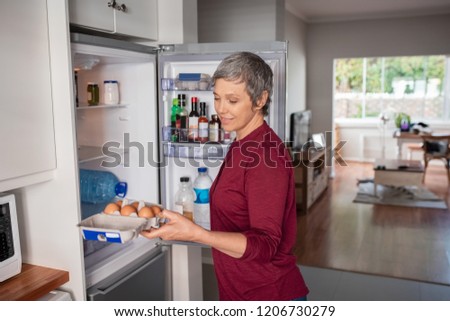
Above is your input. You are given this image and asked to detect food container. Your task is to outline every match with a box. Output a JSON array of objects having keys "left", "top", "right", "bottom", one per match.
[
  {"left": 103, "top": 80, "right": 119, "bottom": 105},
  {"left": 78, "top": 214, "right": 160, "bottom": 243},
  {"left": 77, "top": 199, "right": 163, "bottom": 243},
  {"left": 175, "top": 73, "right": 211, "bottom": 91}
]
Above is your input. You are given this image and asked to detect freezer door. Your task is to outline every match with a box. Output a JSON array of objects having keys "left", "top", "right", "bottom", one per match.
[{"left": 87, "top": 245, "right": 171, "bottom": 301}]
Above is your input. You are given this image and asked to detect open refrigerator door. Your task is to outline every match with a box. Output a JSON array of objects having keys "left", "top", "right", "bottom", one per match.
[
  {"left": 71, "top": 34, "right": 287, "bottom": 300},
  {"left": 156, "top": 43, "right": 287, "bottom": 300},
  {"left": 71, "top": 34, "right": 171, "bottom": 300},
  {"left": 157, "top": 42, "right": 288, "bottom": 214}
]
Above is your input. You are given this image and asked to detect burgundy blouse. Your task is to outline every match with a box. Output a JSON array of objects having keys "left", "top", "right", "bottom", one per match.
[{"left": 210, "top": 121, "right": 309, "bottom": 300}]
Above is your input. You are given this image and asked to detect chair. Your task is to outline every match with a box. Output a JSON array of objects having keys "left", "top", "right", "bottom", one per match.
[
  {"left": 406, "top": 143, "right": 423, "bottom": 160},
  {"left": 421, "top": 134, "right": 450, "bottom": 183}
]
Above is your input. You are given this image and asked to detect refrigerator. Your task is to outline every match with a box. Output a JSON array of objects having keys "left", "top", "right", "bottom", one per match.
[{"left": 71, "top": 33, "right": 287, "bottom": 300}]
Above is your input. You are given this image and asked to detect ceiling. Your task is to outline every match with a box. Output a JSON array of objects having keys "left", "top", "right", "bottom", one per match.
[{"left": 285, "top": 0, "right": 450, "bottom": 23}]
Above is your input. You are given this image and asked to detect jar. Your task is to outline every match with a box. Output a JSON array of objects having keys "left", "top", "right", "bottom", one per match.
[
  {"left": 103, "top": 80, "right": 119, "bottom": 105},
  {"left": 209, "top": 114, "right": 220, "bottom": 142},
  {"left": 87, "top": 83, "right": 99, "bottom": 106}
]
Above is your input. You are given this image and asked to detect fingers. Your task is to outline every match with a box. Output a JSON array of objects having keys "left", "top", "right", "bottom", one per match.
[
  {"left": 140, "top": 209, "right": 194, "bottom": 241},
  {"left": 140, "top": 227, "right": 162, "bottom": 239},
  {"left": 140, "top": 210, "right": 180, "bottom": 240},
  {"left": 159, "top": 209, "right": 180, "bottom": 220}
]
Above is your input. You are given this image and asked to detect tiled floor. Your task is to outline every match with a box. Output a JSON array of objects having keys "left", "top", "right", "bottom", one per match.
[
  {"left": 300, "top": 265, "right": 450, "bottom": 301},
  {"left": 203, "top": 262, "right": 450, "bottom": 300}
]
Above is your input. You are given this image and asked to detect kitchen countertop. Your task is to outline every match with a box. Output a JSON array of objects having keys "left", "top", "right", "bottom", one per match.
[{"left": 0, "top": 263, "right": 69, "bottom": 301}]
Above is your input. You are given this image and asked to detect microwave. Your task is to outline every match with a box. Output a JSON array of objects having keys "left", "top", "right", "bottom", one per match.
[{"left": 0, "top": 193, "right": 22, "bottom": 282}]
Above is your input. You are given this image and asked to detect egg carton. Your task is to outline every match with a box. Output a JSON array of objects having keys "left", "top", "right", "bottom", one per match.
[{"left": 77, "top": 199, "right": 163, "bottom": 243}]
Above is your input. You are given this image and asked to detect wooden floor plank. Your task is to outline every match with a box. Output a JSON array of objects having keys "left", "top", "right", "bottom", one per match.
[{"left": 295, "top": 161, "right": 450, "bottom": 285}]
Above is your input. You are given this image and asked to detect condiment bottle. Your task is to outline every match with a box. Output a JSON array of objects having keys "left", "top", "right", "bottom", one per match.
[
  {"left": 198, "top": 102, "right": 209, "bottom": 143},
  {"left": 209, "top": 114, "right": 220, "bottom": 142},
  {"left": 188, "top": 97, "right": 199, "bottom": 142},
  {"left": 170, "top": 98, "right": 179, "bottom": 142},
  {"left": 87, "top": 82, "right": 99, "bottom": 106},
  {"left": 178, "top": 94, "right": 188, "bottom": 142}
]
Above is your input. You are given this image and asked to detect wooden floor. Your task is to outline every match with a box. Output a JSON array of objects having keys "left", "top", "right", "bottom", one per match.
[{"left": 295, "top": 161, "right": 450, "bottom": 286}]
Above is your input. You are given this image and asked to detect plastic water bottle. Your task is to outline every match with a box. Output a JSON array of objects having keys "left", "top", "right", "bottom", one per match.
[
  {"left": 174, "top": 177, "right": 195, "bottom": 221},
  {"left": 79, "top": 169, "right": 127, "bottom": 204},
  {"left": 193, "top": 167, "right": 212, "bottom": 230}
]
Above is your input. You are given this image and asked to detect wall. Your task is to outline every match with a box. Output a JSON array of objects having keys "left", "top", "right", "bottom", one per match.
[
  {"left": 198, "top": 0, "right": 283, "bottom": 42},
  {"left": 197, "top": 0, "right": 307, "bottom": 137},
  {"left": 284, "top": 10, "right": 307, "bottom": 135},
  {"left": 306, "top": 14, "right": 450, "bottom": 134}
]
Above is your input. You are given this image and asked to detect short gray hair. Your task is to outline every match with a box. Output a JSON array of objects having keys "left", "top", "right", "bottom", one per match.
[{"left": 212, "top": 52, "right": 273, "bottom": 116}]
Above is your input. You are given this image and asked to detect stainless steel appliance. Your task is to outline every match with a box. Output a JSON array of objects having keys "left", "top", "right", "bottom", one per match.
[
  {"left": 71, "top": 33, "right": 287, "bottom": 300},
  {"left": 85, "top": 237, "right": 171, "bottom": 301}
]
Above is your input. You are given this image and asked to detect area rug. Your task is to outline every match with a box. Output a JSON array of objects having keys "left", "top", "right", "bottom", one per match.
[{"left": 353, "top": 179, "right": 448, "bottom": 209}]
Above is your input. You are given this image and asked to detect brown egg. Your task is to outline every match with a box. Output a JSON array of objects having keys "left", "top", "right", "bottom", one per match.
[
  {"left": 115, "top": 200, "right": 123, "bottom": 207},
  {"left": 131, "top": 201, "right": 140, "bottom": 210},
  {"left": 138, "top": 206, "right": 155, "bottom": 218},
  {"left": 104, "top": 203, "right": 120, "bottom": 214},
  {"left": 120, "top": 205, "right": 137, "bottom": 216},
  {"left": 150, "top": 205, "right": 162, "bottom": 216}
]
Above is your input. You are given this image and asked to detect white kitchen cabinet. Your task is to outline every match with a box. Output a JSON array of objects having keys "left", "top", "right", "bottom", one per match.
[
  {"left": 0, "top": 1, "right": 56, "bottom": 191},
  {"left": 69, "top": 0, "right": 158, "bottom": 41}
]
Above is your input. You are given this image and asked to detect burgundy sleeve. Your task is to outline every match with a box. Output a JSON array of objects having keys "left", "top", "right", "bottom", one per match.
[{"left": 239, "top": 151, "right": 290, "bottom": 263}]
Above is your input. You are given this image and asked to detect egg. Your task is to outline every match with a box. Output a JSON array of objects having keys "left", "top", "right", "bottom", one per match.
[
  {"left": 138, "top": 206, "right": 155, "bottom": 218},
  {"left": 115, "top": 200, "right": 123, "bottom": 207},
  {"left": 104, "top": 203, "right": 120, "bottom": 214},
  {"left": 120, "top": 205, "right": 137, "bottom": 216},
  {"left": 150, "top": 205, "right": 162, "bottom": 216},
  {"left": 131, "top": 201, "right": 140, "bottom": 210}
]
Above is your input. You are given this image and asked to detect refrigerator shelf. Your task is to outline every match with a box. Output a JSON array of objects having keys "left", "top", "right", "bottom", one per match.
[
  {"left": 78, "top": 145, "right": 126, "bottom": 163},
  {"left": 161, "top": 78, "right": 211, "bottom": 91},
  {"left": 161, "top": 126, "right": 232, "bottom": 144},
  {"left": 162, "top": 141, "right": 230, "bottom": 159},
  {"left": 76, "top": 104, "right": 128, "bottom": 110}
]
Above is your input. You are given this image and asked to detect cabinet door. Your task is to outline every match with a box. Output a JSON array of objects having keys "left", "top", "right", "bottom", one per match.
[
  {"left": 69, "top": 0, "right": 115, "bottom": 33},
  {"left": 115, "top": 0, "right": 158, "bottom": 40},
  {"left": 0, "top": 2, "right": 56, "bottom": 184}
]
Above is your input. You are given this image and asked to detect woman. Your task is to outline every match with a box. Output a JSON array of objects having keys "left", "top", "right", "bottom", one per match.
[{"left": 141, "top": 52, "right": 309, "bottom": 301}]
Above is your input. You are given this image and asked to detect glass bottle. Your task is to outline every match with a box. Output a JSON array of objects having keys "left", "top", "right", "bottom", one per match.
[
  {"left": 103, "top": 80, "right": 119, "bottom": 105},
  {"left": 188, "top": 97, "right": 199, "bottom": 142},
  {"left": 198, "top": 102, "right": 209, "bottom": 143},
  {"left": 170, "top": 98, "right": 179, "bottom": 142},
  {"left": 178, "top": 94, "right": 188, "bottom": 142},
  {"left": 209, "top": 114, "right": 220, "bottom": 142},
  {"left": 87, "top": 82, "right": 99, "bottom": 106}
]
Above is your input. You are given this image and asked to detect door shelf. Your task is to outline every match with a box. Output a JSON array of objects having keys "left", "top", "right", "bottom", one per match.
[
  {"left": 161, "top": 78, "right": 211, "bottom": 91},
  {"left": 77, "top": 104, "right": 127, "bottom": 110},
  {"left": 78, "top": 145, "right": 126, "bottom": 164},
  {"left": 162, "top": 142, "right": 229, "bottom": 160}
]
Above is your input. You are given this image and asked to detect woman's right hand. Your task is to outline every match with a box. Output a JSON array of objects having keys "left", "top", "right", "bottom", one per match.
[{"left": 140, "top": 209, "right": 204, "bottom": 242}]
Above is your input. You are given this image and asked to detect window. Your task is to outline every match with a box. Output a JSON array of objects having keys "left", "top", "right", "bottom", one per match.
[{"left": 334, "top": 55, "right": 449, "bottom": 120}]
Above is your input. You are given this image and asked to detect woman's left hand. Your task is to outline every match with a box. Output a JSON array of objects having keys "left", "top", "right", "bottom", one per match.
[{"left": 140, "top": 209, "right": 203, "bottom": 242}]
